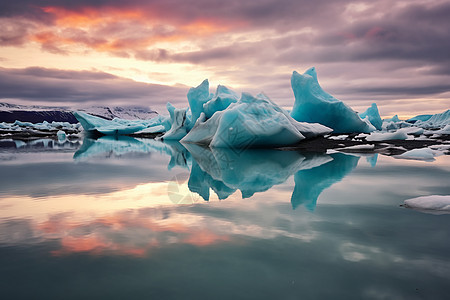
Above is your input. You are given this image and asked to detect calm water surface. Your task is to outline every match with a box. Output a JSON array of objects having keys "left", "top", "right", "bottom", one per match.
[{"left": 1, "top": 137, "right": 449, "bottom": 300}]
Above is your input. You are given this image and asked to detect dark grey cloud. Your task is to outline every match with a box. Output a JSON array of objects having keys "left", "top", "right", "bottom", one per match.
[
  {"left": 353, "top": 85, "right": 450, "bottom": 97},
  {"left": 1, "top": 1, "right": 449, "bottom": 115},
  {"left": 0, "top": 67, "right": 188, "bottom": 110}
]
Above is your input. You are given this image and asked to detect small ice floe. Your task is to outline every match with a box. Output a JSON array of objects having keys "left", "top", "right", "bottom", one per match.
[
  {"left": 336, "top": 144, "right": 375, "bottom": 151},
  {"left": 366, "top": 127, "right": 425, "bottom": 142},
  {"left": 328, "top": 135, "right": 348, "bottom": 140},
  {"left": 353, "top": 133, "right": 369, "bottom": 140},
  {"left": 366, "top": 130, "right": 408, "bottom": 141},
  {"left": 394, "top": 147, "right": 442, "bottom": 161},
  {"left": 432, "top": 124, "right": 450, "bottom": 135},
  {"left": 402, "top": 195, "right": 450, "bottom": 214},
  {"left": 429, "top": 144, "right": 450, "bottom": 153},
  {"left": 400, "top": 127, "right": 424, "bottom": 136}
]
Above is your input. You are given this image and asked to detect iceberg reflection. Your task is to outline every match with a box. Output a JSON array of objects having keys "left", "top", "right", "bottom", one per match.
[
  {"left": 74, "top": 136, "right": 191, "bottom": 169},
  {"left": 74, "top": 137, "right": 360, "bottom": 209},
  {"left": 291, "top": 153, "right": 359, "bottom": 210}
]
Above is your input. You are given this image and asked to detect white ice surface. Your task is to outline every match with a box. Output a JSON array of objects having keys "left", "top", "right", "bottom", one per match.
[
  {"left": 336, "top": 144, "right": 375, "bottom": 151},
  {"left": 404, "top": 195, "right": 450, "bottom": 212}
]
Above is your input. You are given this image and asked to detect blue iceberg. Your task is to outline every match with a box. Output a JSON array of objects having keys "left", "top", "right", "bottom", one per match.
[
  {"left": 414, "top": 109, "right": 450, "bottom": 128},
  {"left": 73, "top": 111, "right": 168, "bottom": 135},
  {"left": 359, "top": 103, "right": 383, "bottom": 131},
  {"left": 383, "top": 115, "right": 400, "bottom": 123},
  {"left": 290, "top": 67, "right": 375, "bottom": 134},
  {"left": 406, "top": 114, "right": 432, "bottom": 124},
  {"left": 182, "top": 92, "right": 332, "bottom": 148}
]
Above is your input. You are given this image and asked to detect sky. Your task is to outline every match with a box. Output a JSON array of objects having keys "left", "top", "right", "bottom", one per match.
[{"left": 0, "top": 0, "right": 449, "bottom": 118}]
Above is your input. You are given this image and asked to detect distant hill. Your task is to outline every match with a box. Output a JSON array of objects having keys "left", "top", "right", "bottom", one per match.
[{"left": 0, "top": 103, "right": 158, "bottom": 123}]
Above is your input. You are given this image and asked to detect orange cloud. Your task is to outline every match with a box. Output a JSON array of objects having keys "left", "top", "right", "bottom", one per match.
[
  {"left": 28, "top": 5, "right": 246, "bottom": 55},
  {"left": 41, "top": 6, "right": 145, "bottom": 27}
]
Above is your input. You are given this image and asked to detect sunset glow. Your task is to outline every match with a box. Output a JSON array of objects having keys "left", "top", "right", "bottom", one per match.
[{"left": 0, "top": 0, "right": 449, "bottom": 116}]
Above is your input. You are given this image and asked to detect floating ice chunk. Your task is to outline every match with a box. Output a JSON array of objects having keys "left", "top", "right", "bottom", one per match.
[
  {"left": 73, "top": 111, "right": 112, "bottom": 131},
  {"left": 429, "top": 144, "right": 450, "bottom": 152},
  {"left": 395, "top": 147, "right": 439, "bottom": 161},
  {"left": 328, "top": 135, "right": 348, "bottom": 140},
  {"left": 182, "top": 92, "right": 332, "bottom": 148},
  {"left": 73, "top": 111, "right": 166, "bottom": 135},
  {"left": 400, "top": 127, "right": 424, "bottom": 136},
  {"left": 433, "top": 124, "right": 450, "bottom": 135},
  {"left": 403, "top": 195, "right": 450, "bottom": 212},
  {"left": 203, "top": 85, "right": 239, "bottom": 119},
  {"left": 74, "top": 111, "right": 143, "bottom": 134},
  {"left": 336, "top": 144, "right": 375, "bottom": 151},
  {"left": 290, "top": 67, "right": 374, "bottom": 133},
  {"left": 359, "top": 103, "right": 382, "bottom": 130},
  {"left": 366, "top": 129, "right": 409, "bottom": 141},
  {"left": 354, "top": 133, "right": 369, "bottom": 139}
]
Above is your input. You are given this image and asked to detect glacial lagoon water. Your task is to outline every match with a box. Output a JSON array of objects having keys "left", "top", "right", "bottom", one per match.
[{"left": 1, "top": 137, "right": 450, "bottom": 300}]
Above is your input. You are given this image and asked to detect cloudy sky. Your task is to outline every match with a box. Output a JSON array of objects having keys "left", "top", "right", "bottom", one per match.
[{"left": 1, "top": 0, "right": 449, "bottom": 117}]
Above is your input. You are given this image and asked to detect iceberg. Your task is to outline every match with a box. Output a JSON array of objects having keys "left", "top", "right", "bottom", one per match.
[
  {"left": 73, "top": 111, "right": 167, "bottom": 135},
  {"left": 383, "top": 115, "right": 400, "bottom": 123},
  {"left": 182, "top": 92, "right": 332, "bottom": 148},
  {"left": 414, "top": 109, "right": 450, "bottom": 128},
  {"left": 290, "top": 67, "right": 375, "bottom": 134},
  {"left": 406, "top": 114, "right": 432, "bottom": 124},
  {"left": 359, "top": 103, "right": 382, "bottom": 131}
]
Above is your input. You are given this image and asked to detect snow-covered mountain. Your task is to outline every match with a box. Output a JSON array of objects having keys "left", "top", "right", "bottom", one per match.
[
  {"left": 0, "top": 102, "right": 158, "bottom": 123},
  {"left": 76, "top": 106, "right": 158, "bottom": 120}
]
